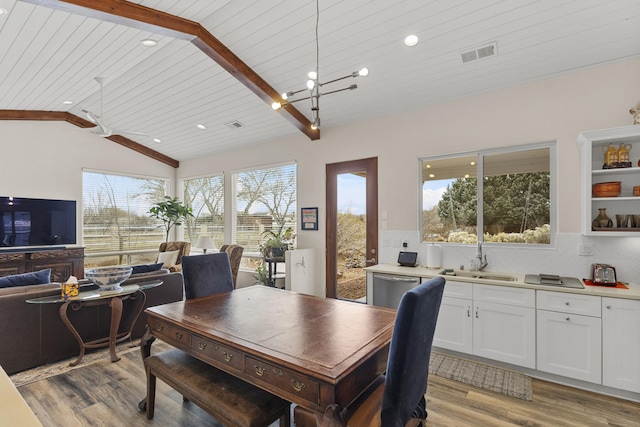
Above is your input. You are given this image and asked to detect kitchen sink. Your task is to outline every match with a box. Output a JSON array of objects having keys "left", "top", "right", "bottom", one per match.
[{"left": 440, "top": 270, "right": 518, "bottom": 282}]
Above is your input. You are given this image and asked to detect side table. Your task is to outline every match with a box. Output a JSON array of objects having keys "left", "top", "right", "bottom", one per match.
[
  {"left": 264, "top": 256, "right": 285, "bottom": 288},
  {"left": 26, "top": 280, "right": 162, "bottom": 366}
]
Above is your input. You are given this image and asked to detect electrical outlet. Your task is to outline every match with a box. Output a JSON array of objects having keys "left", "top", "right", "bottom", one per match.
[{"left": 577, "top": 243, "right": 594, "bottom": 256}]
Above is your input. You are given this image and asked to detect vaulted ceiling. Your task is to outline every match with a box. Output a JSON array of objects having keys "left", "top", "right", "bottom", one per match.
[{"left": 1, "top": 0, "right": 639, "bottom": 167}]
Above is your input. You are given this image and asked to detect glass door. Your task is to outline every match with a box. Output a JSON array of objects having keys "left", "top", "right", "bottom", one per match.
[{"left": 326, "top": 158, "right": 378, "bottom": 301}]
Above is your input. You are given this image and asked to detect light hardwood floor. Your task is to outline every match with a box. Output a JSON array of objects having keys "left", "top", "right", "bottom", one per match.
[{"left": 16, "top": 348, "right": 639, "bottom": 427}]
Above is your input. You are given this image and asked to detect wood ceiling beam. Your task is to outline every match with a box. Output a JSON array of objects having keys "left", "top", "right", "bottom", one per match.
[
  {"left": 21, "top": 0, "right": 320, "bottom": 141},
  {"left": 0, "top": 110, "right": 179, "bottom": 168}
]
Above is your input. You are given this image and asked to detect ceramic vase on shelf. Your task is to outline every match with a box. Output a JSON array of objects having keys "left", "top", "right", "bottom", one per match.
[{"left": 592, "top": 208, "right": 613, "bottom": 229}]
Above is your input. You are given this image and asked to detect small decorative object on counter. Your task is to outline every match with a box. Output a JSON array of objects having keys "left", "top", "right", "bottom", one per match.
[
  {"left": 61, "top": 275, "right": 79, "bottom": 300},
  {"left": 592, "top": 208, "right": 613, "bottom": 229}
]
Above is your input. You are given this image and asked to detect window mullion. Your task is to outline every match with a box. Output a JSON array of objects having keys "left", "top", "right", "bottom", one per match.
[{"left": 477, "top": 153, "right": 484, "bottom": 242}]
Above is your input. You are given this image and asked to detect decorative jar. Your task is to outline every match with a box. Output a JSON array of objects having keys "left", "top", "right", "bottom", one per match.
[{"left": 592, "top": 208, "right": 613, "bottom": 229}]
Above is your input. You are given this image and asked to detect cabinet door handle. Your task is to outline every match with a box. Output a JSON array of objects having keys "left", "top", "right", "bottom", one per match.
[
  {"left": 467, "top": 307, "right": 471, "bottom": 317},
  {"left": 223, "top": 352, "right": 233, "bottom": 362},
  {"left": 475, "top": 307, "right": 479, "bottom": 318},
  {"left": 197, "top": 341, "right": 207, "bottom": 351},
  {"left": 254, "top": 365, "right": 266, "bottom": 376},
  {"left": 606, "top": 305, "right": 612, "bottom": 309}
]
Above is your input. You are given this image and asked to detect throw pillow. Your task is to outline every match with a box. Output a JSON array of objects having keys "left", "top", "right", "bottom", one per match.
[
  {"left": 0, "top": 268, "right": 52, "bottom": 289},
  {"left": 131, "top": 262, "right": 164, "bottom": 275},
  {"left": 157, "top": 250, "right": 180, "bottom": 269}
]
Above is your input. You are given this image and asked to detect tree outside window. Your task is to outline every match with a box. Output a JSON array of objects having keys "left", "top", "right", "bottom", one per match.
[
  {"left": 422, "top": 146, "right": 552, "bottom": 244},
  {"left": 82, "top": 170, "right": 168, "bottom": 266}
]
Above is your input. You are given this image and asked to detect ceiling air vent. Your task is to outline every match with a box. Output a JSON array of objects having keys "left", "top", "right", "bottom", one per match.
[
  {"left": 225, "top": 120, "right": 244, "bottom": 130},
  {"left": 461, "top": 41, "right": 497, "bottom": 64}
]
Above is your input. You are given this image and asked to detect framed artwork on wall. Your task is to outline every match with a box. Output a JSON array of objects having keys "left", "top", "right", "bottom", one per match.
[{"left": 301, "top": 207, "right": 318, "bottom": 230}]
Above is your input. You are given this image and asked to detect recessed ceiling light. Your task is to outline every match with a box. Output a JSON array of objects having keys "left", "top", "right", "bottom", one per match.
[
  {"left": 428, "top": 173, "right": 435, "bottom": 178},
  {"left": 141, "top": 39, "right": 158, "bottom": 47},
  {"left": 153, "top": 138, "right": 162, "bottom": 143},
  {"left": 62, "top": 100, "right": 74, "bottom": 105},
  {"left": 196, "top": 124, "right": 206, "bottom": 130},
  {"left": 404, "top": 35, "right": 419, "bottom": 47}
]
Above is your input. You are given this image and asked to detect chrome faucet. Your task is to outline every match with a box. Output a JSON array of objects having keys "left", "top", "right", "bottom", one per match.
[{"left": 475, "top": 241, "right": 488, "bottom": 271}]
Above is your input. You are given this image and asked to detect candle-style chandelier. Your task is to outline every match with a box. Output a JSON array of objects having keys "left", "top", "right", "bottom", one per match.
[{"left": 271, "top": 0, "right": 368, "bottom": 130}]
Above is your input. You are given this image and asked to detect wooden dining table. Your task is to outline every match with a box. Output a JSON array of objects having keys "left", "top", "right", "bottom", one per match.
[{"left": 140, "top": 285, "right": 397, "bottom": 424}]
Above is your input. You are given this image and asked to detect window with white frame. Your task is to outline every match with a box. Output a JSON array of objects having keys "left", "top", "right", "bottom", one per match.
[
  {"left": 232, "top": 162, "right": 297, "bottom": 263},
  {"left": 82, "top": 170, "right": 168, "bottom": 266},
  {"left": 183, "top": 174, "right": 224, "bottom": 249},
  {"left": 421, "top": 144, "right": 553, "bottom": 245}
]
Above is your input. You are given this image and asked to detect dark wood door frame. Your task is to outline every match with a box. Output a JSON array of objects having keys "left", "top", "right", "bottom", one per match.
[{"left": 326, "top": 157, "right": 378, "bottom": 299}]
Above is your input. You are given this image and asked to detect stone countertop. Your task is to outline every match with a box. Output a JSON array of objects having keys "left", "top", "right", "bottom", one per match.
[{"left": 365, "top": 264, "right": 640, "bottom": 301}]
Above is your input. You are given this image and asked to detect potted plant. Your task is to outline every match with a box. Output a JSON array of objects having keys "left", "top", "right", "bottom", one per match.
[
  {"left": 260, "top": 227, "right": 292, "bottom": 258},
  {"left": 149, "top": 196, "right": 194, "bottom": 242},
  {"left": 253, "top": 265, "right": 271, "bottom": 287}
]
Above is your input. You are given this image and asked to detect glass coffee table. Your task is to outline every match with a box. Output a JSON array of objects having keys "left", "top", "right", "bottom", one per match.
[{"left": 27, "top": 280, "right": 162, "bottom": 366}]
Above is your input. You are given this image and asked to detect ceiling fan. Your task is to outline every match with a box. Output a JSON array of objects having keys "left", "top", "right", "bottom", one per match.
[{"left": 82, "top": 77, "right": 148, "bottom": 138}]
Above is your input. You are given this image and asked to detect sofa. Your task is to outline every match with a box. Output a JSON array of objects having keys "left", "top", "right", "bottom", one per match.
[{"left": 0, "top": 270, "right": 184, "bottom": 375}]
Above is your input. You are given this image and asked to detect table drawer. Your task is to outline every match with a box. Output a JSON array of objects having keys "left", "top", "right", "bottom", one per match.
[
  {"left": 191, "top": 334, "right": 244, "bottom": 372},
  {"left": 246, "top": 356, "right": 319, "bottom": 404},
  {"left": 148, "top": 318, "right": 191, "bottom": 347}
]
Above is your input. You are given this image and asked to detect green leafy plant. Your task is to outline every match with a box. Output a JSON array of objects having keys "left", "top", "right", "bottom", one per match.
[
  {"left": 149, "top": 196, "right": 194, "bottom": 242},
  {"left": 260, "top": 227, "right": 292, "bottom": 258},
  {"left": 254, "top": 265, "right": 271, "bottom": 286}
]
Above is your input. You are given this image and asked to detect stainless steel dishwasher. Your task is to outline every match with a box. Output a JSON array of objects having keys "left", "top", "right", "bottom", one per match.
[{"left": 372, "top": 273, "right": 421, "bottom": 309}]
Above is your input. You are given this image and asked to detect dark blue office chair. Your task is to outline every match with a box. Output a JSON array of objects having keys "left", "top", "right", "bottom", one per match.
[
  {"left": 294, "top": 276, "right": 445, "bottom": 426},
  {"left": 181, "top": 252, "right": 234, "bottom": 299}
]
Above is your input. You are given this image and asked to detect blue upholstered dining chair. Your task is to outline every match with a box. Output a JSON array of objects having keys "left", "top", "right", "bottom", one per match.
[
  {"left": 181, "top": 252, "right": 234, "bottom": 299},
  {"left": 293, "top": 276, "right": 445, "bottom": 427}
]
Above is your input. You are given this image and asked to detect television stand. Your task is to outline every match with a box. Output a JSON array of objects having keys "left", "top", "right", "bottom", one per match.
[{"left": 0, "top": 247, "right": 85, "bottom": 281}]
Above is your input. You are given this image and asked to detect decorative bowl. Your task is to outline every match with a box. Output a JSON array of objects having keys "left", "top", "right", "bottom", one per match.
[
  {"left": 85, "top": 266, "right": 133, "bottom": 292},
  {"left": 592, "top": 181, "right": 621, "bottom": 198}
]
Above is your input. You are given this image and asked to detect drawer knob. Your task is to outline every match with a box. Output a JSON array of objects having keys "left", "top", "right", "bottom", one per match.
[
  {"left": 606, "top": 305, "right": 612, "bottom": 309},
  {"left": 175, "top": 332, "right": 183, "bottom": 340},
  {"left": 291, "top": 379, "right": 306, "bottom": 393},
  {"left": 272, "top": 368, "right": 284, "bottom": 377},
  {"left": 254, "top": 366, "right": 266, "bottom": 376},
  {"left": 197, "top": 342, "right": 207, "bottom": 351},
  {"left": 223, "top": 352, "right": 233, "bottom": 362},
  {"left": 155, "top": 324, "right": 164, "bottom": 332},
  {"left": 565, "top": 302, "right": 570, "bottom": 306},
  {"left": 566, "top": 317, "right": 570, "bottom": 321}
]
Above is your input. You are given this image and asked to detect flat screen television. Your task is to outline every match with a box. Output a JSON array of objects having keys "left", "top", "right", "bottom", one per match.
[{"left": 0, "top": 196, "right": 76, "bottom": 248}]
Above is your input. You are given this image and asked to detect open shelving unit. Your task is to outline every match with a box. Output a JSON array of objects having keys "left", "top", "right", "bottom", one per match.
[{"left": 578, "top": 125, "right": 640, "bottom": 236}]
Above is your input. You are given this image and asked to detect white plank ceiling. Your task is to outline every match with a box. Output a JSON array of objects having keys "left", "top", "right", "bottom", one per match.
[{"left": 0, "top": 0, "right": 639, "bottom": 162}]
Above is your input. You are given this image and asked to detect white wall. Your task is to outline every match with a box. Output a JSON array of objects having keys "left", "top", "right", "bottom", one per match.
[
  {"left": 2, "top": 59, "right": 639, "bottom": 292},
  {"left": 0, "top": 120, "right": 177, "bottom": 243},
  {"left": 179, "top": 58, "right": 640, "bottom": 293}
]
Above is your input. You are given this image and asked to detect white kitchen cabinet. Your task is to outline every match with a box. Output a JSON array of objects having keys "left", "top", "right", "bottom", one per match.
[
  {"left": 577, "top": 125, "right": 640, "bottom": 236},
  {"left": 602, "top": 297, "right": 640, "bottom": 393},
  {"left": 435, "top": 283, "right": 536, "bottom": 368},
  {"left": 433, "top": 280, "right": 473, "bottom": 353},
  {"left": 537, "top": 292, "right": 602, "bottom": 383},
  {"left": 473, "top": 300, "right": 536, "bottom": 369}
]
